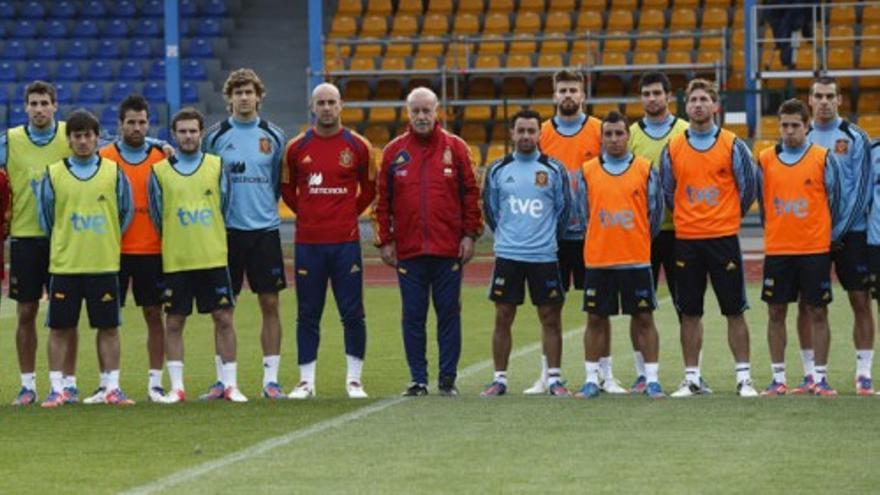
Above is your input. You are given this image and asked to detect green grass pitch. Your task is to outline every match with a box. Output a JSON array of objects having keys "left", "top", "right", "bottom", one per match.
[{"left": 0, "top": 283, "right": 878, "bottom": 494}]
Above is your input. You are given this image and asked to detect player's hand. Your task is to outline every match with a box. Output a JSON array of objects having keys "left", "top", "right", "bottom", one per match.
[
  {"left": 162, "top": 143, "right": 176, "bottom": 157},
  {"left": 459, "top": 236, "right": 475, "bottom": 264},
  {"left": 380, "top": 243, "right": 397, "bottom": 267}
]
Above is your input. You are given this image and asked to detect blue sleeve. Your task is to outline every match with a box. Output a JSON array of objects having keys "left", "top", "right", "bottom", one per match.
[
  {"left": 732, "top": 138, "right": 757, "bottom": 217},
  {"left": 0, "top": 131, "right": 7, "bottom": 169},
  {"left": 116, "top": 169, "right": 134, "bottom": 234},
  {"left": 481, "top": 164, "right": 498, "bottom": 232},
  {"left": 272, "top": 128, "right": 286, "bottom": 202},
  {"left": 556, "top": 165, "right": 571, "bottom": 239},
  {"left": 201, "top": 125, "right": 218, "bottom": 154},
  {"left": 147, "top": 170, "right": 162, "bottom": 234},
  {"left": 827, "top": 152, "right": 846, "bottom": 242},
  {"left": 37, "top": 173, "right": 53, "bottom": 236},
  {"left": 574, "top": 169, "right": 587, "bottom": 234},
  {"left": 647, "top": 168, "right": 664, "bottom": 238},
  {"left": 849, "top": 129, "right": 872, "bottom": 232},
  {"left": 659, "top": 146, "right": 675, "bottom": 210},
  {"left": 755, "top": 165, "right": 766, "bottom": 228},
  {"left": 220, "top": 165, "right": 231, "bottom": 219}
]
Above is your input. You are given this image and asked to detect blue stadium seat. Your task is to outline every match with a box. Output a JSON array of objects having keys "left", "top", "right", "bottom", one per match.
[
  {"left": 1, "top": 41, "right": 27, "bottom": 60},
  {"left": 179, "top": 20, "right": 191, "bottom": 36},
  {"left": 95, "top": 39, "right": 122, "bottom": 59},
  {"left": 43, "top": 20, "right": 68, "bottom": 38},
  {"left": 0, "top": 61, "right": 17, "bottom": 82},
  {"left": 142, "top": 82, "right": 165, "bottom": 104},
  {"left": 0, "top": 1, "right": 15, "bottom": 20},
  {"left": 203, "top": 0, "right": 229, "bottom": 17},
  {"left": 55, "top": 60, "right": 82, "bottom": 81},
  {"left": 86, "top": 60, "right": 113, "bottom": 81},
  {"left": 10, "top": 20, "right": 38, "bottom": 39},
  {"left": 182, "top": 59, "right": 207, "bottom": 81},
  {"left": 118, "top": 60, "right": 144, "bottom": 81},
  {"left": 185, "top": 38, "right": 214, "bottom": 58},
  {"left": 19, "top": 1, "right": 45, "bottom": 19},
  {"left": 81, "top": 0, "right": 107, "bottom": 18},
  {"left": 32, "top": 40, "right": 57, "bottom": 60},
  {"left": 109, "top": 81, "right": 136, "bottom": 103},
  {"left": 14, "top": 83, "right": 26, "bottom": 101},
  {"left": 195, "top": 18, "right": 222, "bottom": 37},
  {"left": 9, "top": 106, "right": 27, "bottom": 126},
  {"left": 180, "top": 0, "right": 199, "bottom": 17},
  {"left": 23, "top": 61, "right": 50, "bottom": 80},
  {"left": 127, "top": 39, "right": 154, "bottom": 59},
  {"left": 50, "top": 1, "right": 78, "bottom": 19},
  {"left": 100, "top": 105, "right": 118, "bottom": 129},
  {"left": 62, "top": 39, "right": 90, "bottom": 59},
  {"left": 140, "top": 0, "right": 162, "bottom": 18},
  {"left": 132, "top": 19, "right": 160, "bottom": 37},
  {"left": 110, "top": 0, "right": 137, "bottom": 18},
  {"left": 54, "top": 82, "right": 73, "bottom": 104},
  {"left": 156, "top": 127, "right": 171, "bottom": 143},
  {"left": 147, "top": 59, "right": 165, "bottom": 80},
  {"left": 72, "top": 19, "right": 99, "bottom": 37},
  {"left": 181, "top": 81, "right": 198, "bottom": 103},
  {"left": 0, "top": 87, "right": 8, "bottom": 105},
  {"left": 77, "top": 82, "right": 105, "bottom": 104},
  {"left": 0, "top": 22, "right": 5, "bottom": 38},
  {"left": 103, "top": 19, "right": 129, "bottom": 38}
]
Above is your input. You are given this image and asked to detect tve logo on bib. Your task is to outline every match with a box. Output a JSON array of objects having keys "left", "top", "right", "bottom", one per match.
[
  {"left": 176, "top": 207, "right": 214, "bottom": 226},
  {"left": 70, "top": 213, "right": 108, "bottom": 233},
  {"left": 598, "top": 209, "right": 635, "bottom": 229},
  {"left": 685, "top": 185, "right": 720, "bottom": 206},
  {"left": 507, "top": 196, "right": 544, "bottom": 218}
]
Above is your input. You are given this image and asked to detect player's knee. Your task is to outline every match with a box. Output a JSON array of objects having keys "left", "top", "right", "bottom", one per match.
[
  {"left": 849, "top": 292, "right": 871, "bottom": 314},
  {"left": 767, "top": 304, "right": 787, "bottom": 323},
  {"left": 17, "top": 302, "right": 39, "bottom": 324},
  {"left": 587, "top": 313, "right": 606, "bottom": 330}
]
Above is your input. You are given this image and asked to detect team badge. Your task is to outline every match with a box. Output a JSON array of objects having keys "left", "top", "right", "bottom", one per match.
[
  {"left": 339, "top": 148, "right": 354, "bottom": 168},
  {"left": 835, "top": 139, "right": 849, "bottom": 154},
  {"left": 54, "top": 292, "right": 66, "bottom": 300},
  {"left": 443, "top": 167, "right": 453, "bottom": 177},
  {"left": 259, "top": 137, "right": 271, "bottom": 155},
  {"left": 297, "top": 268, "right": 308, "bottom": 275},
  {"left": 535, "top": 171, "right": 549, "bottom": 187},
  {"left": 442, "top": 146, "right": 453, "bottom": 165},
  {"left": 494, "top": 277, "right": 505, "bottom": 286}
]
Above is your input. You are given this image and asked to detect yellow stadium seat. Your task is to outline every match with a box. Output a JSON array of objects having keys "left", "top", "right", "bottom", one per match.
[
  {"left": 544, "top": 11, "right": 571, "bottom": 33},
  {"left": 415, "top": 37, "right": 446, "bottom": 56},
  {"left": 509, "top": 36, "right": 537, "bottom": 54},
  {"left": 355, "top": 39, "right": 383, "bottom": 57},
  {"left": 667, "top": 30, "right": 694, "bottom": 51},
  {"left": 665, "top": 50, "right": 692, "bottom": 64},
  {"left": 366, "top": 0, "right": 391, "bottom": 15},
  {"left": 324, "top": 43, "right": 350, "bottom": 58},
  {"left": 540, "top": 35, "right": 569, "bottom": 54},
  {"left": 641, "top": 0, "right": 668, "bottom": 7},
  {"left": 606, "top": 10, "right": 634, "bottom": 31},
  {"left": 794, "top": 46, "right": 817, "bottom": 71},
  {"left": 376, "top": 80, "right": 403, "bottom": 100},
  {"left": 827, "top": 26, "right": 854, "bottom": 49},
  {"left": 635, "top": 31, "right": 663, "bottom": 51},
  {"left": 704, "top": 0, "right": 729, "bottom": 6},
  {"left": 467, "top": 144, "right": 485, "bottom": 167},
  {"left": 827, "top": 48, "right": 853, "bottom": 69},
  {"left": 397, "top": 0, "right": 423, "bottom": 15},
  {"left": 752, "top": 139, "right": 776, "bottom": 155},
  {"left": 701, "top": 7, "right": 729, "bottom": 29},
  {"left": 727, "top": 72, "right": 745, "bottom": 90},
  {"left": 697, "top": 50, "right": 723, "bottom": 65},
  {"left": 547, "top": 0, "right": 575, "bottom": 10},
  {"left": 363, "top": 125, "right": 391, "bottom": 145},
  {"left": 385, "top": 37, "right": 414, "bottom": 57},
  {"left": 412, "top": 55, "right": 439, "bottom": 70},
  {"left": 638, "top": 9, "right": 666, "bottom": 31},
  {"left": 733, "top": 8, "right": 744, "bottom": 27},
  {"left": 336, "top": 0, "right": 362, "bottom": 16},
  {"left": 483, "top": 12, "right": 511, "bottom": 35},
  {"left": 674, "top": 0, "right": 698, "bottom": 7},
  {"left": 858, "top": 115, "right": 880, "bottom": 137},
  {"left": 760, "top": 48, "right": 783, "bottom": 71},
  {"left": 864, "top": 5, "right": 880, "bottom": 24},
  {"left": 569, "top": 52, "right": 595, "bottom": 67},
  {"left": 862, "top": 25, "right": 880, "bottom": 47},
  {"left": 611, "top": 0, "right": 638, "bottom": 9},
  {"left": 576, "top": 11, "right": 602, "bottom": 31},
  {"left": 537, "top": 53, "right": 563, "bottom": 68},
  {"left": 731, "top": 29, "right": 745, "bottom": 49},
  {"left": 529, "top": 104, "right": 555, "bottom": 119},
  {"left": 463, "top": 105, "right": 493, "bottom": 121},
  {"left": 596, "top": 77, "right": 626, "bottom": 96},
  {"left": 514, "top": 11, "right": 542, "bottom": 33},
  {"left": 533, "top": 75, "right": 554, "bottom": 97},
  {"left": 603, "top": 31, "right": 631, "bottom": 53},
  {"left": 323, "top": 57, "right": 343, "bottom": 72},
  {"left": 380, "top": 56, "right": 406, "bottom": 71},
  {"left": 485, "top": 144, "right": 507, "bottom": 163},
  {"left": 426, "top": 0, "right": 452, "bottom": 13},
  {"left": 391, "top": 15, "right": 418, "bottom": 36},
  {"left": 421, "top": 13, "right": 450, "bottom": 36},
  {"left": 860, "top": 92, "right": 880, "bottom": 113},
  {"left": 506, "top": 53, "right": 532, "bottom": 68},
  {"left": 759, "top": 116, "right": 780, "bottom": 138},
  {"left": 349, "top": 56, "right": 376, "bottom": 71},
  {"left": 669, "top": 8, "right": 696, "bottom": 30},
  {"left": 477, "top": 35, "right": 506, "bottom": 55},
  {"left": 453, "top": 13, "right": 480, "bottom": 34},
  {"left": 458, "top": 0, "right": 484, "bottom": 14},
  {"left": 487, "top": 0, "right": 514, "bottom": 12},
  {"left": 491, "top": 122, "right": 512, "bottom": 142},
  {"left": 341, "top": 108, "right": 365, "bottom": 125},
  {"left": 725, "top": 122, "right": 748, "bottom": 139},
  {"left": 329, "top": 16, "right": 357, "bottom": 38},
  {"left": 519, "top": 0, "right": 545, "bottom": 12},
  {"left": 623, "top": 103, "right": 641, "bottom": 120},
  {"left": 501, "top": 77, "right": 529, "bottom": 98},
  {"left": 829, "top": 5, "right": 856, "bottom": 25},
  {"left": 700, "top": 35, "right": 724, "bottom": 52},
  {"left": 860, "top": 48, "right": 880, "bottom": 88},
  {"left": 343, "top": 80, "right": 370, "bottom": 101},
  {"left": 591, "top": 102, "right": 620, "bottom": 117},
  {"left": 369, "top": 107, "right": 398, "bottom": 124},
  {"left": 632, "top": 51, "right": 659, "bottom": 66},
  {"left": 360, "top": 15, "right": 388, "bottom": 37},
  {"left": 579, "top": 0, "right": 604, "bottom": 9},
  {"left": 474, "top": 54, "right": 501, "bottom": 68}
]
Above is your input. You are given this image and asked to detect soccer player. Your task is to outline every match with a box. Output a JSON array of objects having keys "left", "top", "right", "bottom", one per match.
[
  {"left": 659, "top": 78, "right": 758, "bottom": 397},
  {"left": 281, "top": 83, "right": 376, "bottom": 399},
  {"left": 84, "top": 95, "right": 168, "bottom": 404},
  {"left": 374, "top": 87, "right": 482, "bottom": 396},
  {"left": 528, "top": 70, "right": 626, "bottom": 394},
  {"left": 480, "top": 109, "right": 571, "bottom": 397},
  {"left": 203, "top": 69, "right": 287, "bottom": 399},
  {"left": 869, "top": 137, "right": 880, "bottom": 396},
  {"left": 800, "top": 76, "right": 874, "bottom": 395},
  {"left": 575, "top": 111, "right": 665, "bottom": 399},
  {"left": 627, "top": 71, "right": 691, "bottom": 394},
  {"left": 36, "top": 110, "right": 135, "bottom": 407},
  {"left": 757, "top": 98, "right": 845, "bottom": 397},
  {"left": 148, "top": 108, "right": 246, "bottom": 403}
]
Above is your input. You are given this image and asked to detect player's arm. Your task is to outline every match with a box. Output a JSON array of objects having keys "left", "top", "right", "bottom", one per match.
[
  {"left": 280, "top": 139, "right": 298, "bottom": 214},
  {"left": 219, "top": 164, "right": 232, "bottom": 219},
  {"left": 849, "top": 129, "right": 872, "bottom": 230},
  {"left": 570, "top": 165, "right": 587, "bottom": 236},
  {"left": 36, "top": 172, "right": 53, "bottom": 236},
  {"left": 147, "top": 170, "right": 162, "bottom": 235},
  {"left": 480, "top": 162, "right": 499, "bottom": 232},
  {"left": 116, "top": 168, "right": 134, "bottom": 234},
  {"left": 0, "top": 131, "right": 8, "bottom": 170},
  {"left": 0, "top": 169, "right": 9, "bottom": 236},
  {"left": 647, "top": 167, "right": 664, "bottom": 238},
  {"left": 356, "top": 142, "right": 378, "bottom": 215},
  {"left": 457, "top": 140, "right": 483, "bottom": 239},
  {"left": 755, "top": 162, "right": 766, "bottom": 229},
  {"left": 271, "top": 128, "right": 287, "bottom": 202},
  {"left": 372, "top": 147, "right": 394, "bottom": 247},
  {"left": 659, "top": 145, "right": 675, "bottom": 210},
  {"left": 732, "top": 138, "right": 757, "bottom": 217},
  {"left": 555, "top": 164, "right": 572, "bottom": 240}
]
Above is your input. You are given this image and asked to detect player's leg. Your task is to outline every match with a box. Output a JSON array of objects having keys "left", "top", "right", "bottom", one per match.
[
  {"left": 797, "top": 253, "right": 837, "bottom": 396},
  {"left": 835, "top": 233, "right": 874, "bottom": 393},
  {"left": 430, "top": 257, "right": 464, "bottom": 396},
  {"left": 671, "top": 239, "right": 711, "bottom": 397},
  {"left": 162, "top": 271, "right": 193, "bottom": 403},
  {"left": 246, "top": 229, "right": 287, "bottom": 397},
  {"left": 133, "top": 254, "right": 167, "bottom": 401},
  {"left": 528, "top": 260, "right": 567, "bottom": 396},
  {"left": 194, "top": 267, "right": 242, "bottom": 402},
  {"left": 578, "top": 268, "right": 615, "bottom": 399},
  {"left": 219, "top": 230, "right": 248, "bottom": 387},
  {"left": 620, "top": 267, "right": 662, "bottom": 398},
  {"left": 792, "top": 298, "right": 816, "bottom": 393},
  {"left": 328, "top": 241, "right": 368, "bottom": 398},
  {"left": 483, "top": 257, "right": 525, "bottom": 397},
  {"left": 10, "top": 238, "right": 48, "bottom": 405},
  {"left": 397, "top": 257, "right": 430, "bottom": 396},
  {"left": 760, "top": 255, "right": 796, "bottom": 396},
  {"left": 86, "top": 274, "right": 133, "bottom": 405},
  {"left": 289, "top": 243, "right": 330, "bottom": 399},
  {"left": 41, "top": 274, "right": 80, "bottom": 408}
]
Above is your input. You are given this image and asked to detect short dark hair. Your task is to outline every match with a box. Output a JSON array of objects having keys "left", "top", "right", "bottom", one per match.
[
  {"left": 510, "top": 109, "right": 542, "bottom": 128},
  {"left": 171, "top": 107, "right": 204, "bottom": 132},
  {"left": 118, "top": 94, "right": 150, "bottom": 122},
  {"left": 65, "top": 109, "right": 100, "bottom": 136},
  {"left": 638, "top": 71, "right": 671, "bottom": 93},
  {"left": 553, "top": 69, "right": 584, "bottom": 87},
  {"left": 778, "top": 98, "right": 811, "bottom": 124},
  {"left": 601, "top": 110, "right": 629, "bottom": 130},
  {"left": 810, "top": 76, "right": 840, "bottom": 96},
  {"left": 25, "top": 80, "right": 57, "bottom": 104}
]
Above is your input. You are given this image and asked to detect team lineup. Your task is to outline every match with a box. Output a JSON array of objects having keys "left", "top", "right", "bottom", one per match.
[{"left": 1, "top": 66, "right": 878, "bottom": 407}]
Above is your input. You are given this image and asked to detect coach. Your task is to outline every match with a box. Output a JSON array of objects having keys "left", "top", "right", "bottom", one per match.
[{"left": 373, "top": 87, "right": 482, "bottom": 397}]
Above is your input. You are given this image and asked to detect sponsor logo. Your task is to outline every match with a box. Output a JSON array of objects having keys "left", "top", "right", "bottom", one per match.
[
  {"left": 772, "top": 197, "right": 808, "bottom": 218},
  {"left": 395, "top": 169, "right": 408, "bottom": 177},
  {"left": 507, "top": 195, "right": 544, "bottom": 218},
  {"left": 176, "top": 207, "right": 214, "bottom": 226},
  {"left": 394, "top": 151, "right": 410, "bottom": 166},
  {"left": 97, "top": 194, "right": 107, "bottom": 202},
  {"left": 350, "top": 264, "right": 361, "bottom": 273},
  {"left": 259, "top": 137, "right": 271, "bottom": 155},
  {"left": 204, "top": 189, "right": 213, "bottom": 196},
  {"left": 493, "top": 289, "right": 503, "bottom": 296},
  {"left": 598, "top": 209, "right": 634, "bottom": 230},
  {"left": 505, "top": 176, "right": 515, "bottom": 183},
  {"left": 549, "top": 289, "right": 559, "bottom": 298},
  {"left": 638, "top": 299, "right": 649, "bottom": 308},
  {"left": 339, "top": 148, "right": 354, "bottom": 168},
  {"left": 229, "top": 161, "right": 246, "bottom": 173},
  {"left": 219, "top": 296, "right": 230, "bottom": 305},
  {"left": 101, "top": 292, "right": 114, "bottom": 302},
  {"left": 308, "top": 172, "right": 323, "bottom": 186},
  {"left": 70, "top": 213, "right": 108, "bottom": 233},
  {"left": 307, "top": 172, "right": 348, "bottom": 195},
  {"left": 586, "top": 288, "right": 596, "bottom": 296},
  {"left": 684, "top": 185, "right": 720, "bottom": 206},
  {"left": 535, "top": 171, "right": 549, "bottom": 187},
  {"left": 726, "top": 261, "right": 737, "bottom": 271}
]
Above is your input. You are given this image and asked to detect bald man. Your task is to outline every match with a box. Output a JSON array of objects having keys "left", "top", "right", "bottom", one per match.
[
  {"left": 281, "top": 83, "right": 377, "bottom": 399},
  {"left": 373, "top": 87, "right": 483, "bottom": 396}
]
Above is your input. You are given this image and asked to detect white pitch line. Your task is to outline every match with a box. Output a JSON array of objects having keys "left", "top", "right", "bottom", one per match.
[{"left": 123, "top": 297, "right": 670, "bottom": 495}]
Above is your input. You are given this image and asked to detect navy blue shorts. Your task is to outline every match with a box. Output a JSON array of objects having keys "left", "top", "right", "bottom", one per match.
[
  {"left": 583, "top": 267, "right": 656, "bottom": 316},
  {"left": 489, "top": 257, "right": 564, "bottom": 306}
]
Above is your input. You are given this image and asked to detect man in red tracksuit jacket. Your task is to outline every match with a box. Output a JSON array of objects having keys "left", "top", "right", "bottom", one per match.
[{"left": 373, "top": 87, "right": 482, "bottom": 397}]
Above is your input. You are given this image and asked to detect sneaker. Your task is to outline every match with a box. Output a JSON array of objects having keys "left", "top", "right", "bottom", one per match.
[
  {"left": 670, "top": 378, "right": 713, "bottom": 398},
  {"left": 148, "top": 386, "right": 168, "bottom": 403},
  {"left": 83, "top": 387, "right": 107, "bottom": 405},
  {"left": 104, "top": 388, "right": 135, "bottom": 406},
  {"left": 438, "top": 375, "right": 458, "bottom": 397},
  {"left": 161, "top": 389, "right": 186, "bottom": 404},
  {"left": 62, "top": 386, "right": 79, "bottom": 404},
  {"left": 199, "top": 381, "right": 225, "bottom": 401},
  {"left": 760, "top": 380, "right": 788, "bottom": 397},
  {"left": 600, "top": 378, "right": 628, "bottom": 394},
  {"left": 480, "top": 381, "right": 507, "bottom": 397},
  {"left": 630, "top": 375, "right": 647, "bottom": 394},
  {"left": 575, "top": 382, "right": 600, "bottom": 399},
  {"left": 736, "top": 380, "right": 759, "bottom": 397},
  {"left": 548, "top": 381, "right": 572, "bottom": 397},
  {"left": 262, "top": 382, "right": 287, "bottom": 400},
  {"left": 346, "top": 381, "right": 369, "bottom": 399},
  {"left": 645, "top": 382, "right": 665, "bottom": 399},
  {"left": 790, "top": 375, "right": 815, "bottom": 395},
  {"left": 224, "top": 386, "right": 248, "bottom": 402},
  {"left": 856, "top": 376, "right": 874, "bottom": 396},
  {"left": 287, "top": 381, "right": 315, "bottom": 400},
  {"left": 813, "top": 378, "right": 838, "bottom": 396},
  {"left": 401, "top": 382, "right": 428, "bottom": 397},
  {"left": 41, "top": 390, "right": 66, "bottom": 409},
  {"left": 11, "top": 387, "right": 37, "bottom": 406},
  {"left": 523, "top": 377, "right": 547, "bottom": 395}
]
